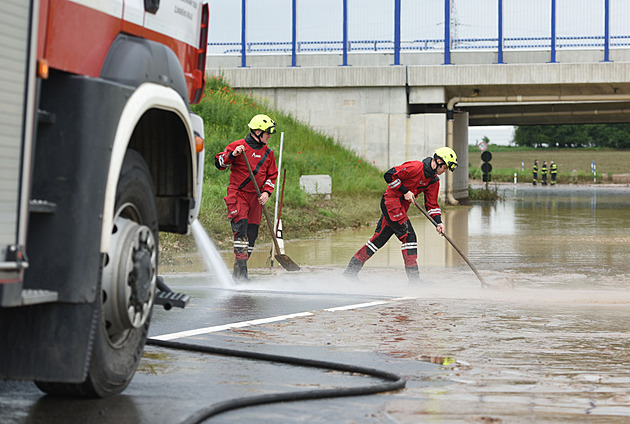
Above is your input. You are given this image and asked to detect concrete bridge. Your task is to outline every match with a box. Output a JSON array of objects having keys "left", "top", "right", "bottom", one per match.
[{"left": 206, "top": 50, "right": 630, "bottom": 202}]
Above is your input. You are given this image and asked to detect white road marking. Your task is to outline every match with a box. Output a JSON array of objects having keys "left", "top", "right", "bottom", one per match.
[
  {"left": 152, "top": 312, "right": 314, "bottom": 341},
  {"left": 323, "top": 297, "right": 414, "bottom": 312},
  {"left": 152, "top": 296, "right": 415, "bottom": 341}
]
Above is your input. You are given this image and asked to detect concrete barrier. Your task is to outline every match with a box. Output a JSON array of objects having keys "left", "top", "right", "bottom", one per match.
[{"left": 299, "top": 175, "right": 332, "bottom": 199}]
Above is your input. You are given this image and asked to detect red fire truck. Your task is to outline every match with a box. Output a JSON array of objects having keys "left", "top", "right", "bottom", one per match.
[{"left": 0, "top": 0, "right": 208, "bottom": 397}]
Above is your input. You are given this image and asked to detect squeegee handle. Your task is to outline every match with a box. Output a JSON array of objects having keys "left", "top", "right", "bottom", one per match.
[
  {"left": 243, "top": 156, "right": 282, "bottom": 255},
  {"left": 411, "top": 198, "right": 489, "bottom": 288}
]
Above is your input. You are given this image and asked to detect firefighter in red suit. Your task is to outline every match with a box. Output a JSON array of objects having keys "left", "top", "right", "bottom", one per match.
[
  {"left": 343, "top": 147, "right": 458, "bottom": 282},
  {"left": 215, "top": 115, "right": 279, "bottom": 280}
]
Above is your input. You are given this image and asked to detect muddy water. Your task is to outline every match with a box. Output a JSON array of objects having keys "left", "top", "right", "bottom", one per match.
[
  {"left": 464, "top": 184, "right": 630, "bottom": 291},
  {"left": 237, "top": 184, "right": 630, "bottom": 290},
  {"left": 231, "top": 292, "right": 630, "bottom": 423},
  {"left": 208, "top": 184, "right": 630, "bottom": 422}
]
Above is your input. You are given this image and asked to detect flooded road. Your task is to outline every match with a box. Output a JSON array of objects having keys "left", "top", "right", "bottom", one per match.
[
  {"left": 238, "top": 183, "right": 630, "bottom": 289},
  {"left": 199, "top": 183, "right": 630, "bottom": 422},
  {"left": 465, "top": 184, "right": 630, "bottom": 291},
  {"left": 3, "top": 184, "right": 630, "bottom": 423}
]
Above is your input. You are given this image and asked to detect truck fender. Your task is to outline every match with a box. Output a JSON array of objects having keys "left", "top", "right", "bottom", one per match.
[
  {"left": 100, "top": 34, "right": 189, "bottom": 105},
  {"left": 101, "top": 83, "right": 196, "bottom": 253}
]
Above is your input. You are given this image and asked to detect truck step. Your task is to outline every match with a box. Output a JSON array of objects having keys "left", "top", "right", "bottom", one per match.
[
  {"left": 29, "top": 199, "right": 57, "bottom": 213},
  {"left": 155, "top": 290, "right": 189, "bottom": 310},
  {"left": 21, "top": 289, "right": 58, "bottom": 305}
]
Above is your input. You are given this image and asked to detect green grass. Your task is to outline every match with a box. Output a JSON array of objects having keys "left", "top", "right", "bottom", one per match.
[{"left": 161, "top": 75, "right": 385, "bottom": 252}]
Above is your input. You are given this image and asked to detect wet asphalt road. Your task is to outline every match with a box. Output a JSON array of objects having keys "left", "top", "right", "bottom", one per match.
[
  {"left": 3, "top": 266, "right": 630, "bottom": 423},
  {"left": 6, "top": 184, "right": 630, "bottom": 423},
  {"left": 0, "top": 271, "right": 441, "bottom": 424}
]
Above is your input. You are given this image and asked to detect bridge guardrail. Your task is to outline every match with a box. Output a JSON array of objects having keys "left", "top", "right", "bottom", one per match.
[{"left": 207, "top": 0, "right": 630, "bottom": 66}]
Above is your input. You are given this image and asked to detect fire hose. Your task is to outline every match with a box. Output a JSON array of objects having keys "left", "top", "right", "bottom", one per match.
[{"left": 146, "top": 338, "right": 406, "bottom": 423}]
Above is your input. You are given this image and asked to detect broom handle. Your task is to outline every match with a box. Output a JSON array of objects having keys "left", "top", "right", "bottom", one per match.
[
  {"left": 411, "top": 199, "right": 489, "bottom": 288},
  {"left": 243, "top": 155, "right": 283, "bottom": 255}
]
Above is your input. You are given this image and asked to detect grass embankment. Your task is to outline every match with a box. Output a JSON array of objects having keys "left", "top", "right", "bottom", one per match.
[
  {"left": 161, "top": 76, "right": 385, "bottom": 256},
  {"left": 469, "top": 145, "right": 630, "bottom": 184}
]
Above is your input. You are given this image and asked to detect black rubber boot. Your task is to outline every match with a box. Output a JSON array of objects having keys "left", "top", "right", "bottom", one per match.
[
  {"left": 343, "top": 257, "right": 364, "bottom": 280},
  {"left": 233, "top": 259, "right": 249, "bottom": 281},
  {"left": 405, "top": 265, "right": 420, "bottom": 282}
]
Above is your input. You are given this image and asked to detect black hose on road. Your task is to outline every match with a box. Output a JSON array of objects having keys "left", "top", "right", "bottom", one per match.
[{"left": 146, "top": 338, "right": 406, "bottom": 424}]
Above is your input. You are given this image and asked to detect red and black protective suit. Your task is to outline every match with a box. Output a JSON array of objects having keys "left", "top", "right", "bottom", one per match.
[
  {"left": 346, "top": 157, "right": 442, "bottom": 281},
  {"left": 215, "top": 133, "right": 278, "bottom": 264}
]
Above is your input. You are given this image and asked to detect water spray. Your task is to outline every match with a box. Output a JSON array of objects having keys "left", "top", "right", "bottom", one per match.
[{"left": 191, "top": 220, "right": 234, "bottom": 287}]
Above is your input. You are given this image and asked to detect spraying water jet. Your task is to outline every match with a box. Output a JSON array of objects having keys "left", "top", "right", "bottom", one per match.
[{"left": 191, "top": 220, "right": 234, "bottom": 287}]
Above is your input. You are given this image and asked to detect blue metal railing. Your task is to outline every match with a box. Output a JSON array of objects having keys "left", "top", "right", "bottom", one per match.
[
  {"left": 208, "top": 0, "right": 630, "bottom": 67},
  {"left": 210, "top": 35, "right": 630, "bottom": 55},
  {"left": 497, "top": 0, "right": 504, "bottom": 64}
]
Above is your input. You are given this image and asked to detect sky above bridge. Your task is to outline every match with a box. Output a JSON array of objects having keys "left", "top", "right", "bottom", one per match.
[
  {"left": 469, "top": 126, "right": 514, "bottom": 146},
  {"left": 207, "top": 0, "right": 623, "bottom": 44}
]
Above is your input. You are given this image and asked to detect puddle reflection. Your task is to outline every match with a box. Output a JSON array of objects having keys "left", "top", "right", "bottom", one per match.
[{"left": 218, "top": 185, "right": 630, "bottom": 291}]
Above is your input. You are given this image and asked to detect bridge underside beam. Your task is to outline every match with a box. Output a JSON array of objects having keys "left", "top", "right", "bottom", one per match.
[
  {"left": 441, "top": 83, "right": 630, "bottom": 99},
  {"left": 409, "top": 101, "right": 630, "bottom": 126},
  {"left": 463, "top": 102, "right": 630, "bottom": 126}
]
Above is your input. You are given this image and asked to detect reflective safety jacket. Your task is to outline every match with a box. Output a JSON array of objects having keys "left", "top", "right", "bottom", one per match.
[
  {"left": 383, "top": 157, "right": 442, "bottom": 224},
  {"left": 533, "top": 161, "right": 538, "bottom": 172},
  {"left": 550, "top": 162, "right": 558, "bottom": 174},
  {"left": 215, "top": 133, "right": 278, "bottom": 195}
]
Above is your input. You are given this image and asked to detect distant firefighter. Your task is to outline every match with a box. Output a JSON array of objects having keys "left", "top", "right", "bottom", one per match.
[{"left": 550, "top": 161, "right": 558, "bottom": 186}]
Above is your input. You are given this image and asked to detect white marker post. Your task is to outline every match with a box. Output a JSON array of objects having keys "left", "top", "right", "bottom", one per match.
[{"left": 270, "top": 132, "right": 285, "bottom": 265}]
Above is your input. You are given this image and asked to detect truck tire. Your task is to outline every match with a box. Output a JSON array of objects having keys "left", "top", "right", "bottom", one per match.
[{"left": 36, "top": 150, "right": 158, "bottom": 397}]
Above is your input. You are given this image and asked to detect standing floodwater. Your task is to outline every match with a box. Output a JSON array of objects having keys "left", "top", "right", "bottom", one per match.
[
  {"left": 204, "top": 184, "right": 630, "bottom": 423},
  {"left": 5, "top": 187, "right": 629, "bottom": 422},
  {"left": 233, "top": 184, "right": 630, "bottom": 292},
  {"left": 465, "top": 184, "right": 630, "bottom": 290}
]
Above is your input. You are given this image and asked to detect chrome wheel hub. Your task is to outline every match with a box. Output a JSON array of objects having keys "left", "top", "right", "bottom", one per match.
[{"left": 102, "top": 214, "right": 156, "bottom": 345}]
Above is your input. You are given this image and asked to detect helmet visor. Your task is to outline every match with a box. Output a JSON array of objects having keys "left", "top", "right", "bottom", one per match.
[{"left": 437, "top": 158, "right": 457, "bottom": 172}]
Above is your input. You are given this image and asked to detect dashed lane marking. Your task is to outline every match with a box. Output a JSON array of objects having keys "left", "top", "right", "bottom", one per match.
[
  {"left": 323, "top": 296, "right": 414, "bottom": 312},
  {"left": 152, "top": 296, "right": 415, "bottom": 341}
]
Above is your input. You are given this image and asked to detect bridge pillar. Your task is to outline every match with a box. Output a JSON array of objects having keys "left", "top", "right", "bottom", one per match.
[{"left": 452, "top": 112, "right": 469, "bottom": 201}]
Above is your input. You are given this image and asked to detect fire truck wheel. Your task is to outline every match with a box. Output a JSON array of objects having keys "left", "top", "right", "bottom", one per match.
[{"left": 36, "top": 150, "right": 158, "bottom": 398}]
